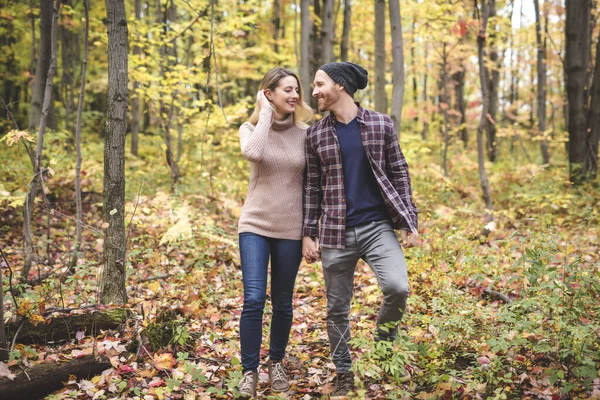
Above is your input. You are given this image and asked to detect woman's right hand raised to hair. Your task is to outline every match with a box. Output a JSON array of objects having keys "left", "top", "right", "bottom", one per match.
[{"left": 257, "top": 90, "right": 272, "bottom": 111}]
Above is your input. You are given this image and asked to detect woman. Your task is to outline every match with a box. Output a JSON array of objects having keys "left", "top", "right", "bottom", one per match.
[{"left": 237, "top": 68, "right": 312, "bottom": 398}]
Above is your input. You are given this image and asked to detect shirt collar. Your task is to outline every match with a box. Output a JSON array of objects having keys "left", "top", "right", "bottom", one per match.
[{"left": 327, "top": 102, "right": 365, "bottom": 127}]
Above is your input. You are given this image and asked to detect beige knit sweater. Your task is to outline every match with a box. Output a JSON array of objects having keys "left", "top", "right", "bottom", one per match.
[{"left": 238, "top": 107, "right": 307, "bottom": 240}]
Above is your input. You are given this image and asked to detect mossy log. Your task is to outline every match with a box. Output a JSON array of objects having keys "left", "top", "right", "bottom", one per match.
[
  {"left": 7, "top": 308, "right": 130, "bottom": 345},
  {"left": 0, "top": 355, "right": 110, "bottom": 400}
]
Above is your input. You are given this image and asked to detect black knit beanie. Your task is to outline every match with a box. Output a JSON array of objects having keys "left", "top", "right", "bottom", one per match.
[{"left": 319, "top": 62, "right": 369, "bottom": 96}]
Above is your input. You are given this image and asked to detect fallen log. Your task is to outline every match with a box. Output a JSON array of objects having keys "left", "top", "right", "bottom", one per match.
[
  {"left": 7, "top": 308, "right": 130, "bottom": 345},
  {"left": 0, "top": 355, "right": 110, "bottom": 400}
]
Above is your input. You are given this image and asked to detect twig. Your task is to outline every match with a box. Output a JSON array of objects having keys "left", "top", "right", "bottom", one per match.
[
  {"left": 10, "top": 319, "right": 26, "bottom": 353},
  {"left": 126, "top": 183, "right": 143, "bottom": 250},
  {"left": 167, "top": 13, "right": 201, "bottom": 44},
  {"left": 0, "top": 246, "right": 20, "bottom": 311},
  {"left": 0, "top": 95, "right": 34, "bottom": 165}
]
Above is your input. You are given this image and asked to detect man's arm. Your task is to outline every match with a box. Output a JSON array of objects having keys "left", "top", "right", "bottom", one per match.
[
  {"left": 384, "top": 121, "right": 418, "bottom": 234},
  {"left": 302, "top": 132, "right": 322, "bottom": 239}
]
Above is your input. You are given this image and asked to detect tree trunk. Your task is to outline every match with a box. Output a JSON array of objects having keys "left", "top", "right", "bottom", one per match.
[
  {"left": 28, "top": 0, "right": 53, "bottom": 131},
  {"left": 587, "top": 35, "right": 600, "bottom": 177},
  {"left": 60, "top": 0, "right": 78, "bottom": 133},
  {"left": 422, "top": 44, "right": 429, "bottom": 140},
  {"left": 374, "top": 0, "right": 387, "bottom": 113},
  {"left": 321, "top": 0, "right": 335, "bottom": 63},
  {"left": 273, "top": 0, "right": 281, "bottom": 53},
  {"left": 300, "top": 0, "right": 311, "bottom": 97},
  {"left": 0, "top": 248, "right": 6, "bottom": 362},
  {"left": 441, "top": 44, "right": 450, "bottom": 177},
  {"left": 22, "top": 0, "right": 61, "bottom": 280},
  {"left": 485, "top": 0, "right": 499, "bottom": 162},
  {"left": 565, "top": 0, "right": 594, "bottom": 182},
  {"left": 102, "top": 0, "right": 129, "bottom": 305},
  {"left": 534, "top": 0, "right": 550, "bottom": 164},
  {"left": 411, "top": 16, "right": 418, "bottom": 120},
  {"left": 0, "top": 355, "right": 110, "bottom": 400},
  {"left": 340, "top": 0, "right": 351, "bottom": 61},
  {"left": 476, "top": 0, "right": 494, "bottom": 222},
  {"left": 131, "top": 0, "right": 142, "bottom": 156},
  {"left": 388, "top": 0, "right": 405, "bottom": 133},
  {"left": 453, "top": 69, "right": 468, "bottom": 146},
  {"left": 70, "top": 0, "right": 89, "bottom": 270}
]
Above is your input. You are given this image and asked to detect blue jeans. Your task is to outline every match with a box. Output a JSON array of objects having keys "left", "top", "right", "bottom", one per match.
[{"left": 239, "top": 232, "right": 302, "bottom": 373}]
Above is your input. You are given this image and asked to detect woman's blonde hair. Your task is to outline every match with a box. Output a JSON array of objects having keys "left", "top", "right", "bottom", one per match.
[{"left": 248, "top": 68, "right": 313, "bottom": 128}]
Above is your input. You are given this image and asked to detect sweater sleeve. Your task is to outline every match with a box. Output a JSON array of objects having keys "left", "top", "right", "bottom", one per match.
[{"left": 239, "top": 107, "right": 274, "bottom": 162}]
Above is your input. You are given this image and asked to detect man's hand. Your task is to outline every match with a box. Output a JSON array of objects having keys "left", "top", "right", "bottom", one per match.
[
  {"left": 400, "top": 230, "right": 419, "bottom": 248},
  {"left": 302, "top": 236, "right": 320, "bottom": 263}
]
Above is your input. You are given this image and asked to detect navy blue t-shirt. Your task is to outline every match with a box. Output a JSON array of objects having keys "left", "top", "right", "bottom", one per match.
[{"left": 335, "top": 118, "right": 389, "bottom": 228}]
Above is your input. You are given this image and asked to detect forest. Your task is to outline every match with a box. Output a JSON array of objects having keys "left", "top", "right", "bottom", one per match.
[{"left": 0, "top": 0, "right": 599, "bottom": 398}]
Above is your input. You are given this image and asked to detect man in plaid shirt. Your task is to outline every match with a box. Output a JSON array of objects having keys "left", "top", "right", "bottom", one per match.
[{"left": 302, "top": 62, "right": 418, "bottom": 397}]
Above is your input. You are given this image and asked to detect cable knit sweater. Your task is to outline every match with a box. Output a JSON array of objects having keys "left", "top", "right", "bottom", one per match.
[{"left": 238, "top": 107, "right": 307, "bottom": 240}]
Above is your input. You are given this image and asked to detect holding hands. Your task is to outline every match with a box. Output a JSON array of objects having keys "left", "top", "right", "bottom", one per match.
[{"left": 302, "top": 236, "right": 320, "bottom": 263}]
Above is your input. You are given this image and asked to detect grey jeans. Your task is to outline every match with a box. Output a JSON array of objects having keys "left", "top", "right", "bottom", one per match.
[{"left": 321, "top": 220, "right": 409, "bottom": 372}]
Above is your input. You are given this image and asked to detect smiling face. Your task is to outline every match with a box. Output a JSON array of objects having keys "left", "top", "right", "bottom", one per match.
[
  {"left": 265, "top": 75, "right": 300, "bottom": 117},
  {"left": 312, "top": 70, "right": 341, "bottom": 112}
]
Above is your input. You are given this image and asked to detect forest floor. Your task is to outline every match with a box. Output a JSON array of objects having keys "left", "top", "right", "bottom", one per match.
[{"left": 0, "top": 135, "right": 599, "bottom": 399}]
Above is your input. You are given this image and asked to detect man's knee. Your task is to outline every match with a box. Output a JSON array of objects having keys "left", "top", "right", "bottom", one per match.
[{"left": 384, "top": 280, "right": 409, "bottom": 301}]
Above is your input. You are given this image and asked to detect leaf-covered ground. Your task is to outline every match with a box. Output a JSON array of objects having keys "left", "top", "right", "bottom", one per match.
[{"left": 1, "top": 135, "right": 599, "bottom": 399}]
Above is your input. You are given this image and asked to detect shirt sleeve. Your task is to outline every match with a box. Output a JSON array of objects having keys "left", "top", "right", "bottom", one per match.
[
  {"left": 239, "top": 107, "right": 274, "bottom": 162},
  {"left": 302, "top": 131, "right": 322, "bottom": 238},
  {"left": 384, "top": 124, "right": 418, "bottom": 232}
]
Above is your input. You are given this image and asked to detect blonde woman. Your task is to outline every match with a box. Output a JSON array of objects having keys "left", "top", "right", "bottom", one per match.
[{"left": 237, "top": 68, "right": 312, "bottom": 398}]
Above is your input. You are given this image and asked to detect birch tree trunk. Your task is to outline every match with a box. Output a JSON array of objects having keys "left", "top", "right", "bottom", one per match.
[
  {"left": 476, "top": 0, "right": 494, "bottom": 224},
  {"left": 70, "top": 0, "right": 89, "bottom": 270},
  {"left": 22, "top": 0, "right": 61, "bottom": 280},
  {"left": 101, "top": 0, "right": 129, "bottom": 305},
  {"left": 388, "top": 0, "right": 405, "bottom": 133},
  {"left": 374, "top": 0, "right": 387, "bottom": 113}
]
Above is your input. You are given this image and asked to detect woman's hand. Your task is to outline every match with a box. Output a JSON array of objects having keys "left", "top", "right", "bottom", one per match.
[
  {"left": 302, "top": 236, "right": 320, "bottom": 263},
  {"left": 257, "top": 90, "right": 272, "bottom": 111}
]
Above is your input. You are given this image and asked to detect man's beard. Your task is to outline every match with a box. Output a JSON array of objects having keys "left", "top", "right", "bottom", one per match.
[{"left": 317, "top": 91, "right": 339, "bottom": 112}]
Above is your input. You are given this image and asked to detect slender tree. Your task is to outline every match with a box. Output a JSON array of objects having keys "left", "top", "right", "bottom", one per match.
[
  {"left": 131, "top": 0, "right": 141, "bottom": 156},
  {"left": 22, "top": 0, "right": 61, "bottom": 280},
  {"left": 299, "top": 0, "right": 311, "bottom": 93},
  {"left": 273, "top": 0, "right": 281, "bottom": 53},
  {"left": 102, "top": 0, "right": 129, "bottom": 305},
  {"left": 485, "top": 0, "right": 499, "bottom": 162},
  {"left": 476, "top": 0, "right": 494, "bottom": 224},
  {"left": 321, "top": 0, "right": 335, "bottom": 63},
  {"left": 534, "top": 0, "right": 550, "bottom": 164},
  {"left": 340, "top": 0, "right": 351, "bottom": 61},
  {"left": 28, "top": 0, "right": 53, "bottom": 131},
  {"left": 389, "top": 0, "right": 405, "bottom": 133},
  {"left": 70, "top": 0, "right": 89, "bottom": 270},
  {"left": 374, "top": 0, "right": 387, "bottom": 113}
]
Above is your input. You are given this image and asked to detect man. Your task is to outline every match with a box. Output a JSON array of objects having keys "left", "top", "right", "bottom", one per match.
[{"left": 302, "top": 61, "right": 418, "bottom": 397}]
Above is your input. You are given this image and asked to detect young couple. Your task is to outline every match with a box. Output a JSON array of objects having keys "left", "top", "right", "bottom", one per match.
[{"left": 236, "top": 62, "right": 419, "bottom": 398}]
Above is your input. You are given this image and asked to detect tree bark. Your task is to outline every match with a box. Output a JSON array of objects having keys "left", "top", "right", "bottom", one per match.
[
  {"left": 321, "top": 0, "right": 335, "bottom": 64},
  {"left": 565, "top": 0, "right": 594, "bottom": 182},
  {"left": 70, "top": 0, "right": 89, "bottom": 270},
  {"left": 441, "top": 44, "right": 450, "bottom": 177},
  {"left": 388, "top": 0, "right": 405, "bottom": 133},
  {"left": 453, "top": 69, "right": 467, "bottom": 146},
  {"left": 273, "top": 0, "right": 281, "bottom": 53},
  {"left": 0, "top": 248, "right": 6, "bottom": 362},
  {"left": 299, "top": 0, "right": 312, "bottom": 97},
  {"left": 374, "top": 0, "right": 387, "bottom": 113},
  {"left": 60, "top": 0, "right": 78, "bottom": 133},
  {"left": 587, "top": 35, "right": 600, "bottom": 177},
  {"left": 102, "top": 0, "right": 129, "bottom": 305},
  {"left": 22, "top": 0, "right": 61, "bottom": 280},
  {"left": 411, "top": 16, "right": 418, "bottom": 119},
  {"left": 7, "top": 309, "right": 130, "bottom": 345},
  {"left": 131, "top": 0, "right": 142, "bottom": 156},
  {"left": 476, "top": 0, "right": 494, "bottom": 222},
  {"left": 485, "top": 0, "right": 499, "bottom": 162},
  {"left": 534, "top": 0, "right": 550, "bottom": 164},
  {"left": 28, "top": 0, "right": 53, "bottom": 131},
  {"left": 0, "top": 355, "right": 110, "bottom": 400},
  {"left": 340, "top": 0, "right": 351, "bottom": 61}
]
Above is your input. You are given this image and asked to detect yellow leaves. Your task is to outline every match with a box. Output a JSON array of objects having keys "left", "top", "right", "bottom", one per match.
[
  {"left": 0, "top": 130, "right": 34, "bottom": 147},
  {"left": 153, "top": 352, "right": 177, "bottom": 370}
]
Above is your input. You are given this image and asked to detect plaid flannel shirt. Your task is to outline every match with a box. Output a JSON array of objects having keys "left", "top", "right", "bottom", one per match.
[{"left": 302, "top": 104, "right": 418, "bottom": 249}]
